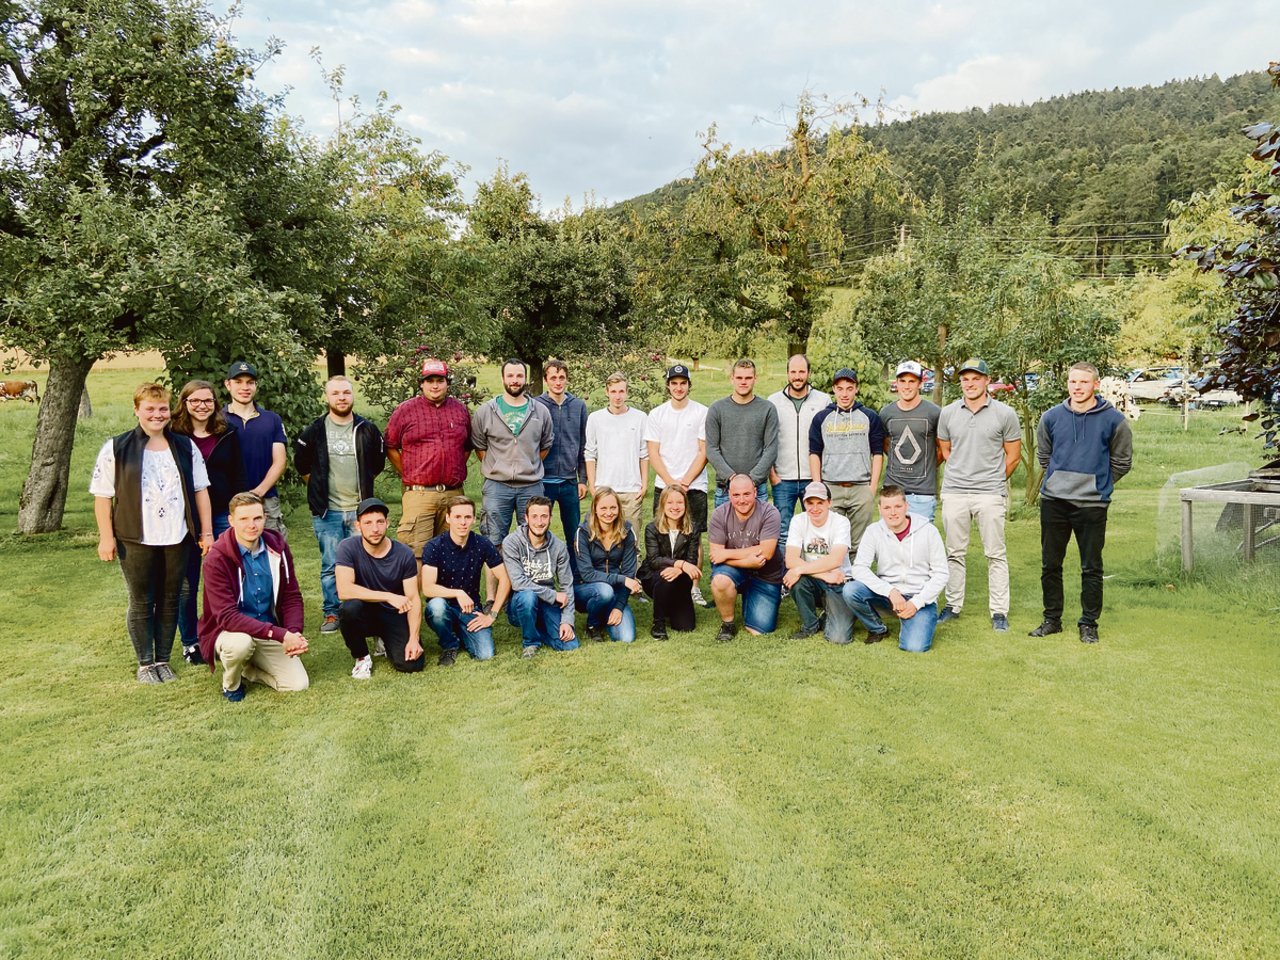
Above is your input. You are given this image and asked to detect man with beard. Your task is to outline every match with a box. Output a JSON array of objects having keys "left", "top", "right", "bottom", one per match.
[
  {"left": 335, "top": 498, "right": 422, "bottom": 678},
  {"left": 223, "top": 360, "right": 289, "bottom": 536},
  {"left": 385, "top": 357, "right": 472, "bottom": 562},
  {"left": 767, "top": 354, "right": 830, "bottom": 553},
  {"left": 503, "top": 496, "right": 577, "bottom": 658},
  {"left": 472, "top": 358, "right": 555, "bottom": 598},
  {"left": 879, "top": 361, "right": 942, "bottom": 521},
  {"left": 294, "top": 376, "right": 386, "bottom": 633}
]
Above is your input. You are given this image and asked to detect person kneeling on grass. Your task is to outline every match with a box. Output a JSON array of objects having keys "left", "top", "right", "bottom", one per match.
[
  {"left": 783, "top": 481, "right": 856, "bottom": 644},
  {"left": 574, "top": 486, "right": 640, "bottom": 643},
  {"left": 336, "top": 498, "right": 422, "bottom": 679},
  {"left": 198, "top": 491, "right": 308, "bottom": 701},
  {"left": 422, "top": 495, "right": 510, "bottom": 666},
  {"left": 709, "top": 473, "right": 784, "bottom": 641},
  {"left": 640, "top": 485, "right": 702, "bottom": 639},
  {"left": 503, "top": 496, "right": 578, "bottom": 658},
  {"left": 844, "top": 485, "right": 948, "bottom": 652}
]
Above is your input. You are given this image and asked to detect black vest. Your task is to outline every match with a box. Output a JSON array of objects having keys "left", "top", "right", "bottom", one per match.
[{"left": 111, "top": 427, "right": 199, "bottom": 543}]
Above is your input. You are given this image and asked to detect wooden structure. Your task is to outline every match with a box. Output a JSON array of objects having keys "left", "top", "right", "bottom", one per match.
[{"left": 1179, "top": 472, "right": 1280, "bottom": 571}]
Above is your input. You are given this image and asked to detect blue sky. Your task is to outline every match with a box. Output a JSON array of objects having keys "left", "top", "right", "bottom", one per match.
[{"left": 231, "top": 1, "right": 1277, "bottom": 210}]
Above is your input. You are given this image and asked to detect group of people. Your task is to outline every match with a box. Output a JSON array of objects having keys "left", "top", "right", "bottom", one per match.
[{"left": 91, "top": 352, "right": 1133, "bottom": 700}]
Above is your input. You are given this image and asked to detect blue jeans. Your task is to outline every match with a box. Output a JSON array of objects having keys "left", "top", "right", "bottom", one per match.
[
  {"left": 771, "top": 479, "right": 806, "bottom": 551},
  {"left": 710, "top": 564, "right": 782, "bottom": 633},
  {"left": 424, "top": 598, "right": 495, "bottom": 660},
  {"left": 312, "top": 510, "right": 358, "bottom": 617},
  {"left": 842, "top": 580, "right": 938, "bottom": 652},
  {"left": 483, "top": 479, "right": 545, "bottom": 547},
  {"left": 906, "top": 494, "right": 937, "bottom": 522},
  {"left": 542, "top": 478, "right": 582, "bottom": 572},
  {"left": 508, "top": 590, "right": 579, "bottom": 650},
  {"left": 714, "top": 482, "right": 769, "bottom": 509},
  {"left": 177, "top": 511, "right": 229, "bottom": 645},
  {"left": 790, "top": 575, "right": 855, "bottom": 642},
  {"left": 573, "top": 582, "right": 636, "bottom": 643}
]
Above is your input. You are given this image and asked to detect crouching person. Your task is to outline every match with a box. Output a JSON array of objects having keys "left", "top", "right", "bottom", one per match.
[
  {"left": 199, "top": 492, "right": 308, "bottom": 701},
  {"left": 504, "top": 496, "right": 578, "bottom": 658},
  {"left": 844, "top": 485, "right": 948, "bottom": 651},
  {"left": 709, "top": 473, "right": 784, "bottom": 641},
  {"left": 783, "top": 481, "right": 856, "bottom": 644},
  {"left": 337, "top": 498, "right": 423, "bottom": 679},
  {"left": 422, "top": 496, "right": 509, "bottom": 666}
]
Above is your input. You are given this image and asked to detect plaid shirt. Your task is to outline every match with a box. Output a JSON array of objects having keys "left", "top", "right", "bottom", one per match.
[{"left": 385, "top": 395, "right": 471, "bottom": 487}]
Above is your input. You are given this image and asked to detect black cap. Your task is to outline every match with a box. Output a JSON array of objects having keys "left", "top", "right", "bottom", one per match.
[
  {"left": 832, "top": 367, "right": 859, "bottom": 384},
  {"left": 226, "top": 360, "right": 259, "bottom": 380},
  {"left": 666, "top": 363, "right": 692, "bottom": 381},
  {"left": 356, "top": 497, "right": 389, "bottom": 518}
]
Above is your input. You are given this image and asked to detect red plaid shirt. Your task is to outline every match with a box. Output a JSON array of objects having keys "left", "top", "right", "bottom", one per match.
[{"left": 385, "top": 395, "right": 472, "bottom": 487}]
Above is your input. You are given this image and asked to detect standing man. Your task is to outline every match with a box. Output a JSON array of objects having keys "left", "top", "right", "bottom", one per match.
[
  {"left": 708, "top": 473, "right": 784, "bottom": 640},
  {"left": 783, "top": 481, "right": 855, "bottom": 644},
  {"left": 645, "top": 362, "right": 711, "bottom": 607},
  {"left": 422, "top": 496, "right": 511, "bottom": 665},
  {"left": 385, "top": 357, "right": 472, "bottom": 562},
  {"left": 472, "top": 358, "right": 555, "bottom": 599},
  {"left": 808, "top": 368, "right": 886, "bottom": 551},
  {"left": 705, "top": 358, "right": 779, "bottom": 507},
  {"left": 534, "top": 359, "right": 588, "bottom": 571},
  {"left": 937, "top": 358, "right": 1022, "bottom": 631},
  {"left": 503, "top": 496, "right": 577, "bottom": 658},
  {"left": 585, "top": 372, "right": 649, "bottom": 531},
  {"left": 198, "top": 492, "right": 309, "bottom": 701},
  {"left": 879, "top": 361, "right": 942, "bottom": 521},
  {"left": 294, "top": 375, "right": 386, "bottom": 634},
  {"left": 335, "top": 498, "right": 422, "bottom": 678},
  {"left": 1030, "top": 363, "right": 1133, "bottom": 644},
  {"left": 768, "top": 354, "right": 830, "bottom": 553},
  {"left": 223, "top": 360, "right": 288, "bottom": 536}
]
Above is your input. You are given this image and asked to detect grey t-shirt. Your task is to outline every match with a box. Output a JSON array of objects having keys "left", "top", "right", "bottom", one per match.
[
  {"left": 709, "top": 500, "right": 784, "bottom": 583},
  {"left": 879, "top": 399, "right": 942, "bottom": 496},
  {"left": 938, "top": 398, "right": 1022, "bottom": 495},
  {"left": 325, "top": 418, "right": 360, "bottom": 510}
]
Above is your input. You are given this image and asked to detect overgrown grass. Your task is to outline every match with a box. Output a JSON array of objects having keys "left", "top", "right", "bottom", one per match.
[{"left": 1, "top": 367, "right": 1277, "bottom": 959}]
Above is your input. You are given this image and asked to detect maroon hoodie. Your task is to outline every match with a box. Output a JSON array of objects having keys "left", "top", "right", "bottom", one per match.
[{"left": 197, "top": 528, "right": 305, "bottom": 669}]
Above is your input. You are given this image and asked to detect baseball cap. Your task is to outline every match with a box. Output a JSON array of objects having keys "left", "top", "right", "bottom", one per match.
[
  {"left": 894, "top": 361, "right": 924, "bottom": 379},
  {"left": 832, "top": 367, "right": 859, "bottom": 384},
  {"left": 226, "top": 360, "right": 258, "bottom": 380},
  {"left": 958, "top": 358, "right": 991, "bottom": 376},
  {"left": 666, "top": 363, "right": 692, "bottom": 381},
  {"left": 802, "top": 480, "right": 831, "bottom": 501},
  {"left": 420, "top": 358, "right": 449, "bottom": 380},
  {"left": 356, "top": 497, "right": 389, "bottom": 518}
]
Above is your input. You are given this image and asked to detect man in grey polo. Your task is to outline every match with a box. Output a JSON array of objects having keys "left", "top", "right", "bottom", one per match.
[{"left": 937, "top": 358, "right": 1022, "bottom": 631}]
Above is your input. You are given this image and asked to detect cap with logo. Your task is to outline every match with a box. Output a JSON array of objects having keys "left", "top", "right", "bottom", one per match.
[
  {"left": 958, "top": 358, "right": 991, "bottom": 376},
  {"left": 356, "top": 497, "right": 389, "bottom": 518},
  {"left": 420, "top": 358, "right": 449, "bottom": 380},
  {"left": 666, "top": 363, "right": 692, "bottom": 381},
  {"left": 226, "top": 360, "right": 259, "bottom": 380},
  {"left": 802, "top": 480, "right": 831, "bottom": 501},
  {"left": 894, "top": 360, "right": 924, "bottom": 379},
  {"left": 832, "top": 367, "right": 859, "bottom": 384}
]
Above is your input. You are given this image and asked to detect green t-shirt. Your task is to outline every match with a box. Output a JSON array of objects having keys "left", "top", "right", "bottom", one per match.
[
  {"left": 496, "top": 395, "right": 530, "bottom": 437},
  {"left": 325, "top": 418, "right": 360, "bottom": 510}
]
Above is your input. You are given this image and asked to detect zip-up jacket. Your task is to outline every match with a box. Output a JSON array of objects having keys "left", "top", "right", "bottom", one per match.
[
  {"left": 767, "top": 387, "right": 830, "bottom": 481},
  {"left": 472, "top": 398, "right": 555, "bottom": 485},
  {"left": 534, "top": 391, "right": 588, "bottom": 483},
  {"left": 197, "top": 528, "right": 304, "bottom": 667},
  {"left": 809, "top": 402, "right": 885, "bottom": 483},
  {"left": 196, "top": 429, "right": 245, "bottom": 517},
  {"left": 851, "top": 515, "right": 948, "bottom": 608},
  {"left": 110, "top": 427, "right": 200, "bottom": 543},
  {"left": 1036, "top": 397, "right": 1133, "bottom": 504},
  {"left": 502, "top": 523, "right": 576, "bottom": 617},
  {"left": 575, "top": 521, "right": 638, "bottom": 608},
  {"left": 293, "top": 413, "right": 386, "bottom": 516}
]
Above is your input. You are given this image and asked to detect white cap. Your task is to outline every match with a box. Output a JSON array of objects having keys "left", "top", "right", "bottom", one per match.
[{"left": 894, "top": 360, "right": 924, "bottom": 379}]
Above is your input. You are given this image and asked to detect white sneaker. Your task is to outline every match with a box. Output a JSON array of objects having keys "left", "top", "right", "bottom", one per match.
[
  {"left": 371, "top": 637, "right": 386, "bottom": 658},
  {"left": 690, "top": 585, "right": 711, "bottom": 608},
  {"left": 351, "top": 655, "right": 373, "bottom": 680}
]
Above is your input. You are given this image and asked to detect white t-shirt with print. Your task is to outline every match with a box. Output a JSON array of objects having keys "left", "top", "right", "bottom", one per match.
[{"left": 786, "top": 511, "right": 853, "bottom": 579}]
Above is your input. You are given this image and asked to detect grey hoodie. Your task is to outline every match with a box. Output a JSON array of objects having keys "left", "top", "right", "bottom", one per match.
[
  {"left": 472, "top": 397, "right": 554, "bottom": 485},
  {"left": 502, "top": 523, "right": 576, "bottom": 617}
]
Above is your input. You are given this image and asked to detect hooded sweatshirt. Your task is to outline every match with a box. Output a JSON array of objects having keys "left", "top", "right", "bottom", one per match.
[
  {"left": 502, "top": 524, "right": 576, "bottom": 617},
  {"left": 197, "top": 528, "right": 304, "bottom": 667},
  {"left": 851, "top": 515, "right": 948, "bottom": 608},
  {"left": 1036, "top": 397, "right": 1133, "bottom": 505}
]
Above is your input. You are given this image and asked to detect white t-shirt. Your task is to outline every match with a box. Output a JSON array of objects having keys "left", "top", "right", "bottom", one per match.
[
  {"left": 90, "top": 439, "right": 210, "bottom": 546},
  {"left": 644, "top": 400, "right": 709, "bottom": 492},
  {"left": 585, "top": 406, "right": 648, "bottom": 493},
  {"left": 786, "top": 511, "right": 853, "bottom": 579}
]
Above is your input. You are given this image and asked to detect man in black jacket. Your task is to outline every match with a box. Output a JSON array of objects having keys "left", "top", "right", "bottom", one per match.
[{"left": 294, "top": 376, "right": 386, "bottom": 633}]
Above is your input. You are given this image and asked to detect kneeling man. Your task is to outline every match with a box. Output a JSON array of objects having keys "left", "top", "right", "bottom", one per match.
[
  {"left": 336, "top": 497, "right": 422, "bottom": 678},
  {"left": 503, "top": 496, "right": 577, "bottom": 658},
  {"left": 199, "top": 491, "right": 308, "bottom": 701},
  {"left": 422, "top": 496, "right": 510, "bottom": 665},
  {"left": 845, "top": 485, "right": 948, "bottom": 652},
  {"left": 783, "top": 481, "right": 855, "bottom": 644},
  {"left": 709, "top": 473, "right": 784, "bottom": 640}
]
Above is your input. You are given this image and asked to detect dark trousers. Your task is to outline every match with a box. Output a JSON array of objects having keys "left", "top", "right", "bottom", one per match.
[
  {"left": 1040, "top": 498, "right": 1109, "bottom": 626},
  {"left": 118, "top": 538, "right": 190, "bottom": 665},
  {"left": 643, "top": 571, "right": 696, "bottom": 631},
  {"left": 338, "top": 599, "right": 421, "bottom": 672}
]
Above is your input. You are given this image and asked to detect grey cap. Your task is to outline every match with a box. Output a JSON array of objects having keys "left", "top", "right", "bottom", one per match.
[
  {"left": 802, "top": 480, "right": 831, "bottom": 501},
  {"left": 356, "top": 497, "right": 389, "bottom": 518}
]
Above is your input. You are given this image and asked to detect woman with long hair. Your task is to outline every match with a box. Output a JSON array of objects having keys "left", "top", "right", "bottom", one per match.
[
  {"left": 170, "top": 379, "right": 244, "bottom": 665},
  {"left": 639, "top": 485, "right": 701, "bottom": 638},
  {"left": 573, "top": 486, "right": 639, "bottom": 643}
]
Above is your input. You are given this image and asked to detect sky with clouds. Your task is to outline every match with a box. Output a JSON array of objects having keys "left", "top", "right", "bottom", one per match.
[{"left": 231, "top": 1, "right": 1277, "bottom": 210}]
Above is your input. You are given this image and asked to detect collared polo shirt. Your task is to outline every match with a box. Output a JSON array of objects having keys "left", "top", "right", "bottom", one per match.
[
  {"left": 238, "top": 541, "right": 274, "bottom": 622},
  {"left": 938, "top": 397, "right": 1021, "bottom": 495},
  {"left": 224, "top": 403, "right": 287, "bottom": 497}
]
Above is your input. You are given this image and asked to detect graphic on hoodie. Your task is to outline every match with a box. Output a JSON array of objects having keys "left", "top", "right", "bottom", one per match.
[{"left": 518, "top": 550, "right": 553, "bottom": 585}]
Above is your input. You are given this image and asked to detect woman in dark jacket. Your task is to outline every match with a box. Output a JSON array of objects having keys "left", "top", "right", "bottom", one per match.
[
  {"left": 171, "top": 379, "right": 244, "bottom": 665},
  {"left": 640, "top": 485, "right": 702, "bottom": 638},
  {"left": 573, "top": 487, "right": 639, "bottom": 643}
]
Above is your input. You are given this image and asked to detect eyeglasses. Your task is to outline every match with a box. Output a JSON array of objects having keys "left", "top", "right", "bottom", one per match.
[{"left": 187, "top": 398, "right": 215, "bottom": 406}]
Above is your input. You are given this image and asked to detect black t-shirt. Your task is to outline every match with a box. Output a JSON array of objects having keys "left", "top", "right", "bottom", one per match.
[
  {"left": 335, "top": 537, "right": 418, "bottom": 608},
  {"left": 421, "top": 532, "right": 503, "bottom": 606}
]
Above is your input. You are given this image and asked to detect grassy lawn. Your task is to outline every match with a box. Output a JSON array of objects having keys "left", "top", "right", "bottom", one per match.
[{"left": 1, "top": 366, "right": 1277, "bottom": 959}]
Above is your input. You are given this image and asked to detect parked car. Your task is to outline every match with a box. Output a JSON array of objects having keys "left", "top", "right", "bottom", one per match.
[{"left": 1126, "top": 366, "right": 1184, "bottom": 403}]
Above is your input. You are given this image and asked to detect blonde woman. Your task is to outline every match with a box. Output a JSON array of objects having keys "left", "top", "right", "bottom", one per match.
[
  {"left": 573, "top": 487, "right": 639, "bottom": 643},
  {"left": 639, "top": 485, "right": 701, "bottom": 638}
]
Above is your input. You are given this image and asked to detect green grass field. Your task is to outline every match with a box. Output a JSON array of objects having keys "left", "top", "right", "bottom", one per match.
[{"left": 1, "top": 365, "right": 1277, "bottom": 959}]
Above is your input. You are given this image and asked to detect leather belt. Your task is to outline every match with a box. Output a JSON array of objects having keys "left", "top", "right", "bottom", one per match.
[
  {"left": 405, "top": 483, "right": 450, "bottom": 492},
  {"left": 828, "top": 481, "right": 870, "bottom": 487}
]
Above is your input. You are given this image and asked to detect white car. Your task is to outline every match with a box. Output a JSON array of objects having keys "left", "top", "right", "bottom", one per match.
[{"left": 1126, "top": 367, "right": 1184, "bottom": 403}]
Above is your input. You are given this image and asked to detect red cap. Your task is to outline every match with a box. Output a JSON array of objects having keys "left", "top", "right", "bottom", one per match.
[{"left": 420, "top": 358, "right": 449, "bottom": 379}]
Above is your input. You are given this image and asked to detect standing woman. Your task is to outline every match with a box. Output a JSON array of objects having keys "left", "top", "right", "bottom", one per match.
[
  {"left": 171, "top": 379, "right": 244, "bottom": 665},
  {"left": 91, "top": 382, "right": 213, "bottom": 684},
  {"left": 640, "top": 485, "right": 701, "bottom": 639},
  {"left": 573, "top": 486, "right": 639, "bottom": 643}
]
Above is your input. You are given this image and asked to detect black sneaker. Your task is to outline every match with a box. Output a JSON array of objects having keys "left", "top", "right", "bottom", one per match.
[
  {"left": 863, "top": 629, "right": 888, "bottom": 645},
  {"left": 1079, "top": 623, "right": 1100, "bottom": 644},
  {"left": 222, "top": 681, "right": 246, "bottom": 702},
  {"left": 1028, "top": 619, "right": 1062, "bottom": 637},
  {"left": 182, "top": 643, "right": 205, "bottom": 666},
  {"left": 789, "top": 626, "right": 819, "bottom": 641},
  {"left": 586, "top": 623, "right": 605, "bottom": 642},
  {"left": 438, "top": 648, "right": 458, "bottom": 667},
  {"left": 650, "top": 621, "right": 668, "bottom": 640},
  {"left": 715, "top": 621, "right": 736, "bottom": 642}
]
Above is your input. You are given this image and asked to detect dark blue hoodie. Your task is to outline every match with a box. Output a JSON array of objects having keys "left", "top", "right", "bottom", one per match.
[
  {"left": 1036, "top": 398, "right": 1133, "bottom": 504},
  {"left": 534, "top": 391, "right": 588, "bottom": 483}
]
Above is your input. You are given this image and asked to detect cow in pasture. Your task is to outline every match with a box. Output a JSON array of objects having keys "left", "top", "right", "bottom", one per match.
[{"left": 0, "top": 380, "right": 40, "bottom": 403}]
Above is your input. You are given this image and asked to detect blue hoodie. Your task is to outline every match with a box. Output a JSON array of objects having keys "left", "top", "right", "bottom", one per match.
[
  {"left": 1036, "top": 398, "right": 1133, "bottom": 504},
  {"left": 534, "top": 391, "right": 588, "bottom": 484}
]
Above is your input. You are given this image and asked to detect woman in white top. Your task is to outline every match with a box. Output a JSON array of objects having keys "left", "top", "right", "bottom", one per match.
[{"left": 91, "top": 382, "right": 212, "bottom": 684}]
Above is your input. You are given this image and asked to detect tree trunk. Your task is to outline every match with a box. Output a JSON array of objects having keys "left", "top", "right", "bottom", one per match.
[
  {"left": 527, "top": 363, "right": 544, "bottom": 397},
  {"left": 78, "top": 386, "right": 93, "bottom": 419},
  {"left": 326, "top": 349, "right": 346, "bottom": 378},
  {"left": 19, "top": 353, "right": 97, "bottom": 534}
]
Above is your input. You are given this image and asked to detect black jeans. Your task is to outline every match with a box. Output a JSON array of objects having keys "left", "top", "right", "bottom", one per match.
[
  {"left": 118, "top": 538, "right": 190, "bottom": 665},
  {"left": 643, "top": 571, "right": 696, "bottom": 631},
  {"left": 1040, "top": 498, "right": 1108, "bottom": 626},
  {"left": 338, "top": 599, "right": 421, "bottom": 672}
]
